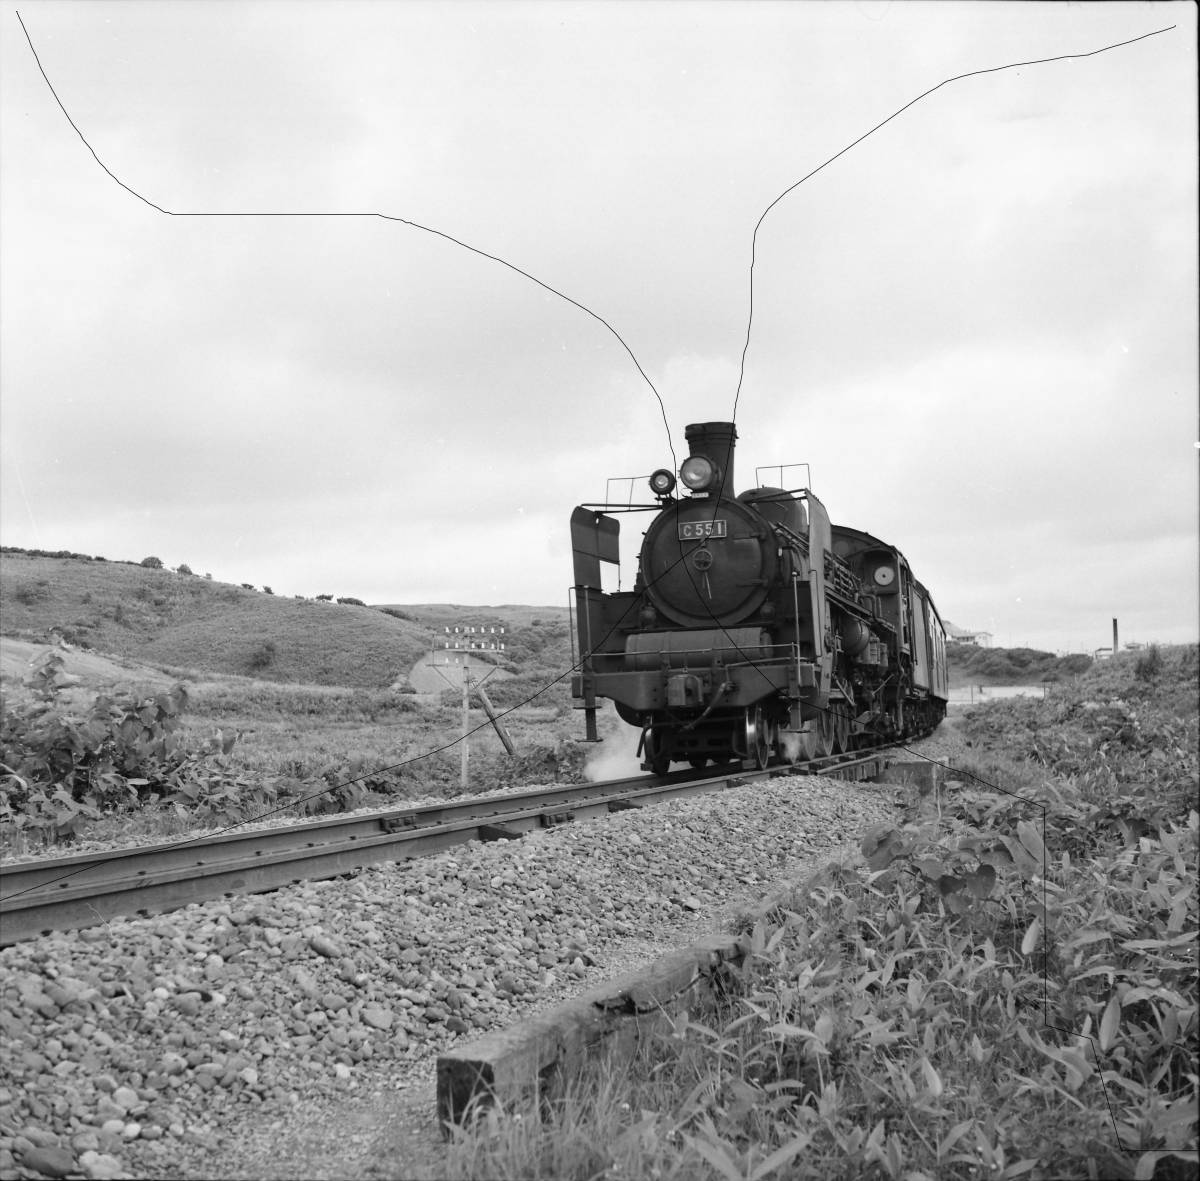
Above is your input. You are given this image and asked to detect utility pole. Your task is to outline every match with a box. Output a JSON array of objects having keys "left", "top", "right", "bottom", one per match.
[
  {"left": 461, "top": 668, "right": 470, "bottom": 791},
  {"left": 427, "top": 640, "right": 516, "bottom": 794}
]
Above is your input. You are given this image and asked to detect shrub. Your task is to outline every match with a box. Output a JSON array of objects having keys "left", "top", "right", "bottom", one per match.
[
  {"left": 247, "top": 641, "right": 278, "bottom": 672},
  {"left": 141, "top": 556, "right": 163, "bottom": 569},
  {"left": 0, "top": 651, "right": 242, "bottom": 845},
  {"left": 316, "top": 594, "right": 333, "bottom": 602},
  {"left": 379, "top": 606, "right": 415, "bottom": 621},
  {"left": 240, "top": 583, "right": 255, "bottom": 592},
  {"left": 204, "top": 573, "right": 213, "bottom": 580},
  {"left": 177, "top": 563, "right": 193, "bottom": 575},
  {"left": 337, "top": 596, "right": 366, "bottom": 607},
  {"left": 12, "top": 580, "right": 50, "bottom": 606},
  {"left": 263, "top": 586, "right": 274, "bottom": 595},
  {"left": 1135, "top": 644, "right": 1164, "bottom": 682}
]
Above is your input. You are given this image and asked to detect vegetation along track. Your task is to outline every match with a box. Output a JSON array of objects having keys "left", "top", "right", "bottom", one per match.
[{"left": 0, "top": 743, "right": 903, "bottom": 945}]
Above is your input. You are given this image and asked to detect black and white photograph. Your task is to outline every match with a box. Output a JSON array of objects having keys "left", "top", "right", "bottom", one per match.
[{"left": 1, "top": 3, "right": 1196, "bottom": 1179}]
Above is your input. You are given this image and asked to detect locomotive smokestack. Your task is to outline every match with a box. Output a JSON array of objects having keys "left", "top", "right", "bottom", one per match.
[{"left": 684, "top": 421, "right": 738, "bottom": 496}]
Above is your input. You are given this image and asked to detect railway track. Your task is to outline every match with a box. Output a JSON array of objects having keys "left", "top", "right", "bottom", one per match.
[{"left": 0, "top": 746, "right": 898, "bottom": 946}]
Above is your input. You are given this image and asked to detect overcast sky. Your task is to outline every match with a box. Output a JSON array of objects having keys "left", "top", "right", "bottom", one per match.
[{"left": 2, "top": 1, "right": 1196, "bottom": 654}]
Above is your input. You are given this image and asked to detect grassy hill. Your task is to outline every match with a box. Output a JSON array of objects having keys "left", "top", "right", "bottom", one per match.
[
  {"left": 0, "top": 552, "right": 577, "bottom": 692},
  {"left": 382, "top": 604, "right": 573, "bottom": 674},
  {"left": 1, "top": 552, "right": 431, "bottom": 689},
  {"left": 947, "top": 641, "right": 1093, "bottom": 687}
]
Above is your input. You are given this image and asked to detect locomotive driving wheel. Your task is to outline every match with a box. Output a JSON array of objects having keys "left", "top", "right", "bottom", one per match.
[
  {"left": 743, "top": 706, "right": 770, "bottom": 770},
  {"left": 832, "top": 702, "right": 852, "bottom": 753},
  {"left": 642, "top": 727, "right": 673, "bottom": 776},
  {"left": 815, "top": 708, "right": 836, "bottom": 758}
]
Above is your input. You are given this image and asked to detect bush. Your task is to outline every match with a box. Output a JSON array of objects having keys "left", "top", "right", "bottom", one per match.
[
  {"left": 177, "top": 563, "right": 193, "bottom": 575},
  {"left": 247, "top": 641, "right": 278, "bottom": 672},
  {"left": 337, "top": 596, "right": 366, "bottom": 607},
  {"left": 141, "top": 556, "right": 163, "bottom": 569},
  {"left": 379, "top": 607, "right": 415, "bottom": 621},
  {"left": 0, "top": 651, "right": 243, "bottom": 844},
  {"left": 263, "top": 586, "right": 274, "bottom": 595},
  {"left": 1136, "top": 644, "right": 1164, "bottom": 682},
  {"left": 12, "top": 580, "right": 50, "bottom": 606},
  {"left": 241, "top": 583, "right": 255, "bottom": 592}
]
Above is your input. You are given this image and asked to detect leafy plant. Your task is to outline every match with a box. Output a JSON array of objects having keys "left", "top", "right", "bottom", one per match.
[
  {"left": 0, "top": 651, "right": 242, "bottom": 846},
  {"left": 1136, "top": 645, "right": 1164, "bottom": 682}
]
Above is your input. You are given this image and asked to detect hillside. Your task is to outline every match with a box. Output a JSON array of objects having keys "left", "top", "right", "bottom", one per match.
[
  {"left": 0, "top": 553, "right": 579, "bottom": 691},
  {"left": 1, "top": 553, "right": 430, "bottom": 689},
  {"left": 947, "top": 641, "right": 1093, "bottom": 686},
  {"left": 394, "top": 604, "right": 573, "bottom": 678}
]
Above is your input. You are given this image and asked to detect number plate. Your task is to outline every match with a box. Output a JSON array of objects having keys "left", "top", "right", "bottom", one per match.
[{"left": 678, "top": 520, "right": 727, "bottom": 540}]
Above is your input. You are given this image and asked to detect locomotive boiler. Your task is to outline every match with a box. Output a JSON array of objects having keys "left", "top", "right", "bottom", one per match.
[{"left": 569, "top": 422, "right": 947, "bottom": 773}]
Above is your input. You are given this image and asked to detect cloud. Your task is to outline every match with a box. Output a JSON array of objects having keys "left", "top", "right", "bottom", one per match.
[{"left": 2, "top": 3, "right": 1195, "bottom": 653}]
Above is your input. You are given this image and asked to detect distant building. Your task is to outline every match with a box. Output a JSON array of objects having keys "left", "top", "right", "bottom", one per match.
[{"left": 944, "top": 621, "right": 993, "bottom": 647}]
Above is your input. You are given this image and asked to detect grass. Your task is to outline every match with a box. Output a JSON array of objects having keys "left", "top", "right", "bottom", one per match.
[
  {"left": 946, "top": 642, "right": 1094, "bottom": 688},
  {"left": 1, "top": 550, "right": 586, "bottom": 850},
  {"left": 0, "top": 636, "right": 590, "bottom": 856},
  {"left": 444, "top": 645, "right": 1199, "bottom": 1181},
  {"left": 0, "top": 551, "right": 572, "bottom": 690}
]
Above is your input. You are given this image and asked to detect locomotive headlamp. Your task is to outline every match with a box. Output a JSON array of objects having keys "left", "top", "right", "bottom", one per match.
[
  {"left": 873, "top": 566, "right": 895, "bottom": 587},
  {"left": 680, "top": 455, "right": 719, "bottom": 492},
  {"left": 649, "top": 469, "right": 677, "bottom": 497}
]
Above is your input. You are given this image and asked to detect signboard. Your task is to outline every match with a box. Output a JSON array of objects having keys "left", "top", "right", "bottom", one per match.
[{"left": 678, "top": 519, "right": 727, "bottom": 541}]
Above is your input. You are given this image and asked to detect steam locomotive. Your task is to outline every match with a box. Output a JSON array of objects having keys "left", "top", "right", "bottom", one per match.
[{"left": 569, "top": 422, "right": 947, "bottom": 773}]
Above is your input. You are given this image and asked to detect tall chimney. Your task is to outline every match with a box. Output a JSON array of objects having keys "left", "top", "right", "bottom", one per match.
[
  {"left": 1112, "top": 618, "right": 1119, "bottom": 654},
  {"left": 684, "top": 421, "right": 738, "bottom": 496}
]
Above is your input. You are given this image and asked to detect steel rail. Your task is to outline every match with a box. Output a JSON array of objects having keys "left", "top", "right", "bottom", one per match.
[{"left": 0, "top": 746, "right": 898, "bottom": 946}]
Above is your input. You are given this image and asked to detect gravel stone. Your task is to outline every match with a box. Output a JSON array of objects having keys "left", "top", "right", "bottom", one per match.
[
  {"left": 360, "top": 1006, "right": 393, "bottom": 1031},
  {"left": 20, "top": 1126, "right": 60, "bottom": 1148},
  {"left": 308, "top": 934, "right": 342, "bottom": 959},
  {"left": 110, "top": 1086, "right": 139, "bottom": 1111},
  {"left": 78, "top": 1150, "right": 127, "bottom": 1179},
  {"left": 19, "top": 1144, "right": 76, "bottom": 1177}
]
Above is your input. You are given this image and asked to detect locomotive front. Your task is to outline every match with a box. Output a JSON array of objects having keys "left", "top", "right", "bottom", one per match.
[
  {"left": 639, "top": 423, "right": 779, "bottom": 628},
  {"left": 570, "top": 422, "right": 836, "bottom": 773}
]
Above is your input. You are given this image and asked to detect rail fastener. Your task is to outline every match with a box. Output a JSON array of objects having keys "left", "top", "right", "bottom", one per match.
[{"left": 477, "top": 824, "right": 524, "bottom": 843}]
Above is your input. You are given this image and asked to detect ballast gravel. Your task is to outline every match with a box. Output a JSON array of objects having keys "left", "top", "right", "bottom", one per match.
[{"left": 0, "top": 734, "right": 964, "bottom": 1180}]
